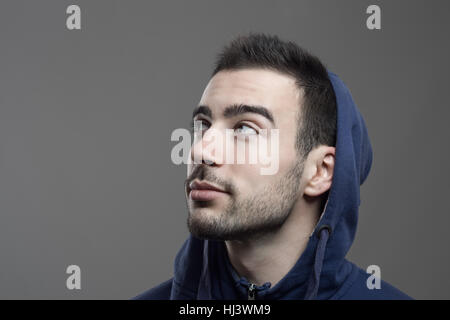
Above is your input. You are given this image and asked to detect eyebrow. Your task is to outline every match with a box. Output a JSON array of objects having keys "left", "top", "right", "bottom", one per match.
[
  {"left": 192, "top": 104, "right": 275, "bottom": 125},
  {"left": 192, "top": 105, "right": 212, "bottom": 119}
]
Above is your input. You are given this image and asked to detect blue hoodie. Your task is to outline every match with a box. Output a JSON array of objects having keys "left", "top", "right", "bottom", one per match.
[{"left": 134, "top": 71, "right": 412, "bottom": 300}]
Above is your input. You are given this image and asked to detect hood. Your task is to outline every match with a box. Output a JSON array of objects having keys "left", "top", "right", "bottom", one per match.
[{"left": 169, "top": 71, "right": 373, "bottom": 300}]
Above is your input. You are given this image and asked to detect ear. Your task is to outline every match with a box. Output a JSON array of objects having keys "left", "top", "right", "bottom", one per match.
[{"left": 303, "top": 146, "right": 335, "bottom": 197}]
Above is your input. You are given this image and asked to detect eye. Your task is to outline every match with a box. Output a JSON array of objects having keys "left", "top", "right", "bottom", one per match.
[
  {"left": 191, "top": 119, "right": 210, "bottom": 132},
  {"left": 234, "top": 123, "right": 258, "bottom": 135}
]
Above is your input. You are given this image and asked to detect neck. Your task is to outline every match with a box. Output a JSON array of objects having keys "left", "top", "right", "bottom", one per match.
[{"left": 225, "top": 197, "right": 321, "bottom": 287}]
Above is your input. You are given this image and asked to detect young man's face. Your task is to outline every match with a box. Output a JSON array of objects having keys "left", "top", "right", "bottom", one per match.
[{"left": 186, "top": 68, "right": 306, "bottom": 241}]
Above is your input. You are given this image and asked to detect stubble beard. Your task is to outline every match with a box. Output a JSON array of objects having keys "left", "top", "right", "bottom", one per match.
[{"left": 186, "top": 159, "right": 304, "bottom": 242}]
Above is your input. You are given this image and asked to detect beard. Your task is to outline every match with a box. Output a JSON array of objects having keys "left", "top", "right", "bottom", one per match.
[{"left": 185, "top": 159, "right": 304, "bottom": 242}]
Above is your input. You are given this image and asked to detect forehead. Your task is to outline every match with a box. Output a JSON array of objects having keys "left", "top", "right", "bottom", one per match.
[{"left": 199, "top": 69, "right": 302, "bottom": 119}]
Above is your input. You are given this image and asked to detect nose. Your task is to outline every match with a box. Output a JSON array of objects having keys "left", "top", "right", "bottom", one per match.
[{"left": 190, "top": 127, "right": 225, "bottom": 166}]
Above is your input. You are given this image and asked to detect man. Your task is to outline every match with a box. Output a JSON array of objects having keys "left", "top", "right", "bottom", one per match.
[{"left": 134, "top": 33, "right": 412, "bottom": 300}]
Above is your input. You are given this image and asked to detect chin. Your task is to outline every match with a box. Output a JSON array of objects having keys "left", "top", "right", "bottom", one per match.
[
  {"left": 190, "top": 197, "right": 228, "bottom": 209},
  {"left": 189, "top": 205, "right": 221, "bottom": 218}
]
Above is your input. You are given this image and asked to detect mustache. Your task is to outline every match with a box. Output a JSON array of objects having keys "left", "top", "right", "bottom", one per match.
[{"left": 185, "top": 165, "right": 235, "bottom": 194}]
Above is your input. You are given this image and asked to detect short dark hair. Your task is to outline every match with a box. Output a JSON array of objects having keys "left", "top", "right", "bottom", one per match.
[{"left": 212, "top": 33, "right": 337, "bottom": 158}]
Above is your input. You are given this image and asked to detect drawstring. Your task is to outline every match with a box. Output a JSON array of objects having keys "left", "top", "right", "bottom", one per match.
[
  {"left": 304, "top": 225, "right": 331, "bottom": 300},
  {"left": 237, "top": 277, "right": 271, "bottom": 300},
  {"left": 237, "top": 278, "right": 271, "bottom": 290}
]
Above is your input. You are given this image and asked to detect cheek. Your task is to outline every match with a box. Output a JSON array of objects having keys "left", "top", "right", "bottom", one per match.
[
  {"left": 229, "top": 151, "right": 297, "bottom": 192},
  {"left": 227, "top": 133, "right": 298, "bottom": 188},
  {"left": 277, "top": 141, "right": 298, "bottom": 171},
  {"left": 229, "top": 164, "right": 264, "bottom": 193}
]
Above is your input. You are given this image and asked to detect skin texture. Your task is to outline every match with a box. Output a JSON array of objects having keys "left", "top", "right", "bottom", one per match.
[{"left": 185, "top": 69, "right": 336, "bottom": 287}]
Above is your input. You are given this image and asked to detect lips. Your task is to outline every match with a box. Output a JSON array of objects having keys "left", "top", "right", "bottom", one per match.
[{"left": 188, "top": 180, "right": 229, "bottom": 201}]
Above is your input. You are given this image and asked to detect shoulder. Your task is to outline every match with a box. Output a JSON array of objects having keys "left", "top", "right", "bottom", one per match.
[
  {"left": 335, "top": 263, "right": 413, "bottom": 300},
  {"left": 132, "top": 278, "right": 173, "bottom": 300}
]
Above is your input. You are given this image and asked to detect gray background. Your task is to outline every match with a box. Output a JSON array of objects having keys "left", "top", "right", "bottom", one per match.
[{"left": 0, "top": 0, "right": 448, "bottom": 299}]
